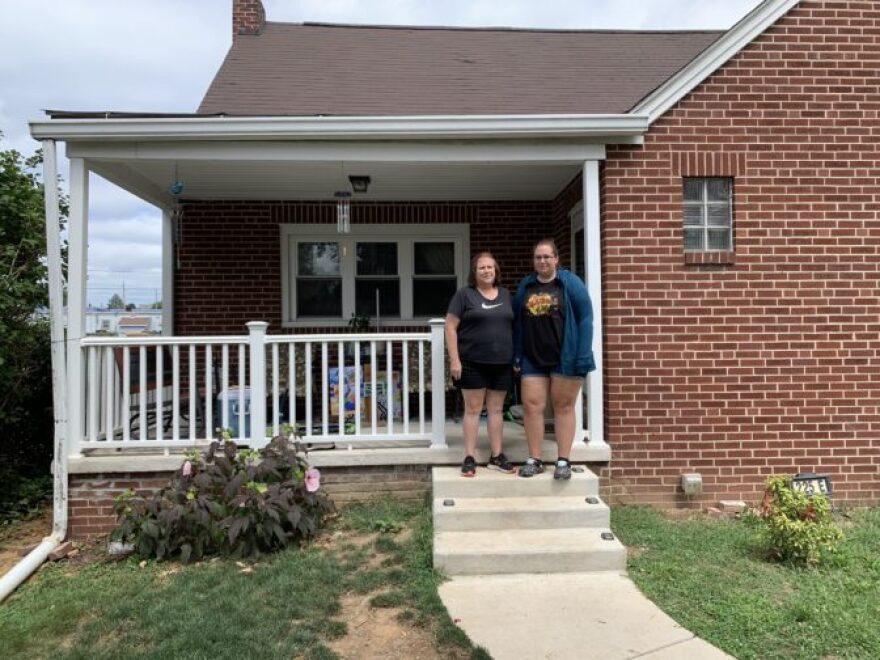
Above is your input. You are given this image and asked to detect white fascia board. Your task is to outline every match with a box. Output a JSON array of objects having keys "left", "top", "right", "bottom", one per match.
[
  {"left": 67, "top": 139, "right": 607, "bottom": 163},
  {"left": 30, "top": 114, "right": 649, "bottom": 142},
  {"left": 632, "top": 0, "right": 802, "bottom": 123}
]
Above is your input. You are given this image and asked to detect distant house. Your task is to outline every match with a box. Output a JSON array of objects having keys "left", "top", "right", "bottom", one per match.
[
  {"left": 31, "top": 0, "right": 880, "bottom": 537},
  {"left": 84, "top": 308, "right": 163, "bottom": 335}
]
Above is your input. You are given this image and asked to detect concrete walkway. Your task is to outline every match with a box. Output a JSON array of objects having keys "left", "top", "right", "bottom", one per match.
[{"left": 439, "top": 571, "right": 733, "bottom": 659}]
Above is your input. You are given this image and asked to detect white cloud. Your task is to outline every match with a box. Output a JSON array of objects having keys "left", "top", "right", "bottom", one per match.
[{"left": 2, "top": 0, "right": 762, "bottom": 306}]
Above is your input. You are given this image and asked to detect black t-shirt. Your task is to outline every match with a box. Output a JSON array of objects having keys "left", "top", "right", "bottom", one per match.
[
  {"left": 522, "top": 278, "right": 565, "bottom": 368},
  {"left": 446, "top": 286, "right": 513, "bottom": 364}
]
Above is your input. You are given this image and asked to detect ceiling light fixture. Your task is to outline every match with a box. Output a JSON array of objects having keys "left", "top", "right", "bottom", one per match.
[{"left": 348, "top": 175, "right": 371, "bottom": 194}]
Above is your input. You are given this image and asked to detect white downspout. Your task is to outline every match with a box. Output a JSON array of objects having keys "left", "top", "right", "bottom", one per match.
[{"left": 0, "top": 139, "right": 69, "bottom": 602}]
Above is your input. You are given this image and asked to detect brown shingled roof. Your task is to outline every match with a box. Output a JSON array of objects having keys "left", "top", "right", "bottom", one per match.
[{"left": 198, "top": 22, "right": 722, "bottom": 117}]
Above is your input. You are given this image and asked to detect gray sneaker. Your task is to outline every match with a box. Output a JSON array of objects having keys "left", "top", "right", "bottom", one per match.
[
  {"left": 518, "top": 458, "right": 544, "bottom": 478},
  {"left": 554, "top": 461, "right": 572, "bottom": 480}
]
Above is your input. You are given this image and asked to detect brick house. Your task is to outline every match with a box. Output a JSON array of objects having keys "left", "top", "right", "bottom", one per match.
[{"left": 31, "top": 0, "right": 880, "bottom": 536}]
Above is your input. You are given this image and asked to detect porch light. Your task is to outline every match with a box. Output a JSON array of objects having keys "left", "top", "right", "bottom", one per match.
[
  {"left": 348, "top": 175, "right": 371, "bottom": 193},
  {"left": 335, "top": 191, "right": 351, "bottom": 233}
]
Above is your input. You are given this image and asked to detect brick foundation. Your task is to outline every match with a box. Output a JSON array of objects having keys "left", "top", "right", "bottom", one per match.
[{"left": 69, "top": 466, "right": 432, "bottom": 538}]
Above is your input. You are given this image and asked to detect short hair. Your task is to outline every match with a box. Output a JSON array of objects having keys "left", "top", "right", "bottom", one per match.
[
  {"left": 533, "top": 238, "right": 558, "bottom": 257},
  {"left": 467, "top": 251, "right": 501, "bottom": 287}
]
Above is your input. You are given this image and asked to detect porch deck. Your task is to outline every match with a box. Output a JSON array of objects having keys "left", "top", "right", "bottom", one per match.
[{"left": 67, "top": 420, "right": 609, "bottom": 474}]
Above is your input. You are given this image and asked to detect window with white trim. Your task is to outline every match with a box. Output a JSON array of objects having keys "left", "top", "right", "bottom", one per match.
[
  {"left": 683, "top": 177, "right": 733, "bottom": 252},
  {"left": 282, "top": 224, "right": 468, "bottom": 324}
]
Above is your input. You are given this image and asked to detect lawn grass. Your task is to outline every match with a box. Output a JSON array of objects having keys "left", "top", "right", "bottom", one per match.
[
  {"left": 0, "top": 497, "right": 486, "bottom": 659},
  {"left": 612, "top": 506, "right": 880, "bottom": 660}
]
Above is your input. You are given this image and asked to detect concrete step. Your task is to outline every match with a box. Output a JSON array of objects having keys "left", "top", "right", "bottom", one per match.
[
  {"left": 432, "top": 465, "right": 599, "bottom": 499},
  {"left": 434, "top": 527, "right": 627, "bottom": 576},
  {"left": 433, "top": 495, "right": 611, "bottom": 531}
]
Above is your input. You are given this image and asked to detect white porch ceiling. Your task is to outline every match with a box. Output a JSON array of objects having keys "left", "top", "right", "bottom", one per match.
[{"left": 91, "top": 159, "right": 582, "bottom": 204}]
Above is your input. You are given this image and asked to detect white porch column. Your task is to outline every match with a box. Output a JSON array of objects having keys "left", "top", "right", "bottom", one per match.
[
  {"left": 583, "top": 160, "right": 608, "bottom": 450},
  {"left": 66, "top": 159, "right": 89, "bottom": 457},
  {"left": 246, "top": 321, "right": 268, "bottom": 448},
  {"left": 42, "top": 139, "right": 69, "bottom": 532},
  {"left": 429, "top": 319, "right": 447, "bottom": 449},
  {"left": 161, "top": 209, "right": 174, "bottom": 336}
]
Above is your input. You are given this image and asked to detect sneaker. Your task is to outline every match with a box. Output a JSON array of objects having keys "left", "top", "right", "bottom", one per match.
[
  {"left": 518, "top": 458, "right": 544, "bottom": 478},
  {"left": 486, "top": 452, "right": 515, "bottom": 474},
  {"left": 554, "top": 460, "right": 572, "bottom": 480},
  {"left": 461, "top": 455, "right": 477, "bottom": 478}
]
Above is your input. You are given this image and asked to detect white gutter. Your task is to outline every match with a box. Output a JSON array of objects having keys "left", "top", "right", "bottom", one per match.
[
  {"left": 0, "top": 139, "right": 69, "bottom": 602},
  {"left": 29, "top": 113, "right": 650, "bottom": 141}
]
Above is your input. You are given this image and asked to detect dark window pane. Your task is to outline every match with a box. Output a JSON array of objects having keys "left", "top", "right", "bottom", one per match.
[
  {"left": 573, "top": 228, "right": 586, "bottom": 282},
  {"left": 357, "top": 243, "right": 398, "bottom": 275},
  {"left": 707, "top": 204, "right": 730, "bottom": 227},
  {"left": 707, "top": 229, "right": 731, "bottom": 251},
  {"left": 296, "top": 279, "right": 341, "bottom": 317},
  {"left": 298, "top": 242, "right": 339, "bottom": 276},
  {"left": 683, "top": 228, "right": 703, "bottom": 252},
  {"left": 683, "top": 178, "right": 703, "bottom": 202},
  {"left": 414, "top": 242, "right": 455, "bottom": 275},
  {"left": 707, "top": 178, "right": 731, "bottom": 202},
  {"left": 356, "top": 279, "right": 400, "bottom": 317},
  {"left": 413, "top": 278, "right": 457, "bottom": 316},
  {"left": 683, "top": 205, "right": 703, "bottom": 226}
]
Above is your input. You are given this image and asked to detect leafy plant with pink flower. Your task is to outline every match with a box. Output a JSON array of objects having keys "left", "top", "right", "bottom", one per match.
[{"left": 111, "top": 434, "right": 334, "bottom": 562}]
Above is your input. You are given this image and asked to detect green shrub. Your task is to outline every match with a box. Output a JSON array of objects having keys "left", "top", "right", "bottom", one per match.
[
  {"left": 111, "top": 434, "right": 335, "bottom": 562},
  {"left": 760, "top": 475, "right": 842, "bottom": 566}
]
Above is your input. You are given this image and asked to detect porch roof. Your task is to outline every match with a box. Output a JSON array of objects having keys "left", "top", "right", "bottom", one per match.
[{"left": 32, "top": 115, "right": 634, "bottom": 207}]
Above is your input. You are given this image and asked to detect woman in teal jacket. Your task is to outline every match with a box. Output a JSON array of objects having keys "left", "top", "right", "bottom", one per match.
[{"left": 513, "top": 238, "right": 595, "bottom": 480}]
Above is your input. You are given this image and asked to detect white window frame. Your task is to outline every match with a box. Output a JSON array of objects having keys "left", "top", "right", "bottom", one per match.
[
  {"left": 568, "top": 200, "right": 585, "bottom": 282},
  {"left": 281, "top": 223, "right": 469, "bottom": 327}
]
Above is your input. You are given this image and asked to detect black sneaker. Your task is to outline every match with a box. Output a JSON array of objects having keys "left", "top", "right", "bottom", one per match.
[
  {"left": 518, "top": 458, "right": 544, "bottom": 478},
  {"left": 486, "top": 452, "right": 515, "bottom": 474},
  {"left": 553, "top": 460, "right": 572, "bottom": 480},
  {"left": 461, "top": 455, "right": 477, "bottom": 478}
]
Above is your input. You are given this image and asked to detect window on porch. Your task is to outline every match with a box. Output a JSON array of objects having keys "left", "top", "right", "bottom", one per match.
[{"left": 283, "top": 224, "right": 468, "bottom": 324}]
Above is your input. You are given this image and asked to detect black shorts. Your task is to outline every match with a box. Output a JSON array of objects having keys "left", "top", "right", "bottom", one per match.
[{"left": 457, "top": 361, "right": 512, "bottom": 392}]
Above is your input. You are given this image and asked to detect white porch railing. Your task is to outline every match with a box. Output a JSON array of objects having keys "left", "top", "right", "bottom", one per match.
[{"left": 72, "top": 320, "right": 448, "bottom": 455}]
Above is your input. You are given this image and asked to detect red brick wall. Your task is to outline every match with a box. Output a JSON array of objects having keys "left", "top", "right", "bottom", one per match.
[
  {"left": 601, "top": 0, "right": 880, "bottom": 507},
  {"left": 175, "top": 201, "right": 553, "bottom": 336}
]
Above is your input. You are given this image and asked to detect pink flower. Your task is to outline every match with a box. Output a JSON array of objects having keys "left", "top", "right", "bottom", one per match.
[
  {"left": 305, "top": 468, "right": 321, "bottom": 493},
  {"left": 182, "top": 460, "right": 192, "bottom": 477}
]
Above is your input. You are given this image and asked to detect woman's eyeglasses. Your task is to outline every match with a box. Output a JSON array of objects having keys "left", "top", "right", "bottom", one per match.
[{"left": 533, "top": 255, "right": 555, "bottom": 261}]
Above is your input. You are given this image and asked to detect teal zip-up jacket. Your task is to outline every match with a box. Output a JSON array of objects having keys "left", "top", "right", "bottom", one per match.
[{"left": 513, "top": 268, "right": 596, "bottom": 377}]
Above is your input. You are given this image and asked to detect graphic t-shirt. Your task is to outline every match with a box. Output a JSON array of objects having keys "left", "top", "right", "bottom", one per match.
[
  {"left": 522, "top": 278, "right": 565, "bottom": 368},
  {"left": 446, "top": 287, "right": 513, "bottom": 364}
]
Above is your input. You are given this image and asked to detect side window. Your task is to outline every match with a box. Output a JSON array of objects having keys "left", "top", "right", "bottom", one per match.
[{"left": 683, "top": 178, "right": 733, "bottom": 252}]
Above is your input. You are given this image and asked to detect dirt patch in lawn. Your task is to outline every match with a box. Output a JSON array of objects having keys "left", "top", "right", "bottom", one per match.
[
  {"left": 328, "top": 592, "right": 469, "bottom": 660},
  {"left": 0, "top": 508, "right": 52, "bottom": 575}
]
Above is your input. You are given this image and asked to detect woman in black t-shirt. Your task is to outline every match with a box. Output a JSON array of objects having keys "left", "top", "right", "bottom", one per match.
[{"left": 445, "top": 252, "right": 515, "bottom": 477}]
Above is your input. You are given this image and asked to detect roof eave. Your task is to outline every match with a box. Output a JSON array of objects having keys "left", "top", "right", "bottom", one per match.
[
  {"left": 632, "top": 0, "right": 802, "bottom": 123},
  {"left": 29, "top": 113, "right": 650, "bottom": 142}
]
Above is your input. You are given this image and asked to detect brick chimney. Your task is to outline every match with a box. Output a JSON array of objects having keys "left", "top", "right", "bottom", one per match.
[{"left": 233, "top": 0, "right": 266, "bottom": 40}]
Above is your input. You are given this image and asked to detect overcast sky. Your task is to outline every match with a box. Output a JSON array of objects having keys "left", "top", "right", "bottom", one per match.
[{"left": 0, "top": 0, "right": 762, "bottom": 306}]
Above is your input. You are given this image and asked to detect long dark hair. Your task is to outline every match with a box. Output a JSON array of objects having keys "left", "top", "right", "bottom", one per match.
[{"left": 467, "top": 251, "right": 501, "bottom": 287}]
